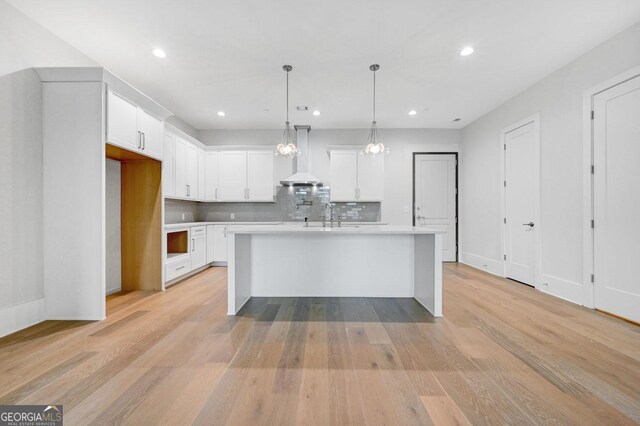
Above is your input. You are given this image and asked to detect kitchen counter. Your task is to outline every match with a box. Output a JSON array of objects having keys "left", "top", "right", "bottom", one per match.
[
  {"left": 227, "top": 225, "right": 443, "bottom": 318},
  {"left": 227, "top": 224, "right": 440, "bottom": 235},
  {"left": 164, "top": 221, "right": 387, "bottom": 230}
]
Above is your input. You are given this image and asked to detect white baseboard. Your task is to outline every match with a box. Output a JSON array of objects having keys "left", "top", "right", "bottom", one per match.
[
  {"left": 539, "top": 274, "right": 583, "bottom": 305},
  {"left": 0, "top": 298, "right": 46, "bottom": 338},
  {"left": 459, "top": 251, "right": 504, "bottom": 277}
]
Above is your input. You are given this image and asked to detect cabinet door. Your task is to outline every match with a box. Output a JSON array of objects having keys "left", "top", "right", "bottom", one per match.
[
  {"left": 162, "top": 133, "right": 176, "bottom": 197},
  {"left": 191, "top": 234, "right": 207, "bottom": 269},
  {"left": 198, "top": 149, "right": 206, "bottom": 200},
  {"left": 205, "top": 152, "right": 219, "bottom": 201},
  {"left": 185, "top": 143, "right": 198, "bottom": 199},
  {"left": 218, "top": 151, "right": 247, "bottom": 201},
  {"left": 330, "top": 151, "right": 358, "bottom": 201},
  {"left": 107, "top": 90, "right": 139, "bottom": 151},
  {"left": 206, "top": 225, "right": 215, "bottom": 263},
  {"left": 212, "top": 225, "right": 227, "bottom": 261},
  {"left": 357, "top": 154, "right": 384, "bottom": 201},
  {"left": 174, "top": 138, "right": 187, "bottom": 198},
  {"left": 247, "top": 151, "right": 274, "bottom": 201},
  {"left": 139, "top": 110, "right": 163, "bottom": 159}
]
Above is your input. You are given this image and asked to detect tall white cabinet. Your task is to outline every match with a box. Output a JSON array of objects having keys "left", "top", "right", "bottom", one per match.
[{"left": 329, "top": 149, "right": 384, "bottom": 202}]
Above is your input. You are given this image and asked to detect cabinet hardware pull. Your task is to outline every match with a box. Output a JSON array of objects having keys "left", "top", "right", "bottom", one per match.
[
  {"left": 137, "top": 131, "right": 141, "bottom": 149},
  {"left": 176, "top": 266, "right": 186, "bottom": 270},
  {"left": 247, "top": 188, "right": 250, "bottom": 199},
  {"left": 192, "top": 238, "right": 195, "bottom": 250},
  {"left": 141, "top": 132, "right": 145, "bottom": 150},
  {"left": 215, "top": 188, "right": 218, "bottom": 200}
]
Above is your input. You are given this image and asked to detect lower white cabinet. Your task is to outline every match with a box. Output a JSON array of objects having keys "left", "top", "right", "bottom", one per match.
[
  {"left": 165, "top": 257, "right": 191, "bottom": 281},
  {"left": 191, "top": 226, "right": 207, "bottom": 269},
  {"left": 212, "top": 225, "right": 228, "bottom": 262},
  {"left": 206, "top": 225, "right": 215, "bottom": 263}
]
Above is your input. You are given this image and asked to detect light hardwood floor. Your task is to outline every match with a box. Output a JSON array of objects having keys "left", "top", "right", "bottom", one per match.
[{"left": 1, "top": 263, "right": 639, "bottom": 425}]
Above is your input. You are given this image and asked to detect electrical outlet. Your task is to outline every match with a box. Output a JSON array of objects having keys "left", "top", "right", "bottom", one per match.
[
  {"left": 230, "top": 213, "right": 235, "bottom": 220},
  {"left": 181, "top": 213, "right": 185, "bottom": 221}
]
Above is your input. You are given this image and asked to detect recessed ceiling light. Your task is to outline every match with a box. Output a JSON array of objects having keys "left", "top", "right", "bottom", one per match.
[
  {"left": 408, "top": 110, "right": 417, "bottom": 116},
  {"left": 152, "top": 48, "right": 166, "bottom": 58},
  {"left": 217, "top": 111, "right": 226, "bottom": 117},
  {"left": 312, "top": 110, "right": 320, "bottom": 116},
  {"left": 460, "top": 46, "right": 474, "bottom": 57}
]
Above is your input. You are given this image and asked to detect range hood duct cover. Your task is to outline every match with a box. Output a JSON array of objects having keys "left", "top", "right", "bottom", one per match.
[{"left": 280, "top": 125, "right": 323, "bottom": 186}]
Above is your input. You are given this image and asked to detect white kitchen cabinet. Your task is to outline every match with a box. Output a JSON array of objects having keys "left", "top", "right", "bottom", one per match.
[
  {"left": 163, "top": 132, "right": 176, "bottom": 197},
  {"left": 329, "top": 150, "right": 384, "bottom": 202},
  {"left": 205, "top": 152, "right": 219, "bottom": 201},
  {"left": 185, "top": 143, "right": 198, "bottom": 200},
  {"left": 330, "top": 151, "right": 359, "bottom": 201},
  {"left": 191, "top": 226, "right": 207, "bottom": 269},
  {"left": 247, "top": 151, "right": 275, "bottom": 201},
  {"left": 219, "top": 151, "right": 247, "bottom": 201},
  {"left": 198, "top": 148, "right": 206, "bottom": 201},
  {"left": 107, "top": 90, "right": 138, "bottom": 151},
  {"left": 212, "top": 225, "right": 228, "bottom": 262},
  {"left": 106, "top": 89, "right": 163, "bottom": 160},
  {"left": 139, "top": 110, "right": 163, "bottom": 159},
  {"left": 174, "top": 137, "right": 187, "bottom": 198},
  {"left": 206, "top": 225, "right": 215, "bottom": 263},
  {"left": 357, "top": 154, "right": 384, "bottom": 201}
]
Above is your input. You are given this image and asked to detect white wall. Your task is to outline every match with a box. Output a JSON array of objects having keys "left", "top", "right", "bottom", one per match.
[
  {"left": 460, "top": 22, "right": 640, "bottom": 302},
  {"left": 198, "top": 128, "right": 461, "bottom": 225},
  {"left": 105, "top": 159, "right": 121, "bottom": 294},
  {"left": 0, "top": 0, "right": 97, "bottom": 336}
]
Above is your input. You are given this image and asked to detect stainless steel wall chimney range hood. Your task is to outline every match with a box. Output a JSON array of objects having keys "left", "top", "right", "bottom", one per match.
[{"left": 280, "top": 125, "right": 323, "bottom": 186}]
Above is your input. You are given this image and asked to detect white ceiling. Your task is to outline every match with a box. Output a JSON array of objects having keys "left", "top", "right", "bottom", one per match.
[{"left": 8, "top": 0, "right": 640, "bottom": 129}]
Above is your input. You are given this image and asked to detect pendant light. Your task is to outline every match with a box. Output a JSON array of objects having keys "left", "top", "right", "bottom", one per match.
[
  {"left": 363, "top": 64, "right": 387, "bottom": 156},
  {"left": 275, "top": 65, "right": 299, "bottom": 157}
]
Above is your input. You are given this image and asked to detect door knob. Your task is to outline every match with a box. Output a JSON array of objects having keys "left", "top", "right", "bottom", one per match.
[{"left": 522, "top": 222, "right": 534, "bottom": 227}]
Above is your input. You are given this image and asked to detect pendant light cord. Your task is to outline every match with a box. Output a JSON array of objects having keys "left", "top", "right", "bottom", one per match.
[
  {"left": 286, "top": 70, "right": 289, "bottom": 123},
  {"left": 373, "top": 70, "right": 376, "bottom": 122}
]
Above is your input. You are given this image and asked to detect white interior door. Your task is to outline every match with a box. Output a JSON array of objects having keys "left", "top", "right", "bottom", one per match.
[
  {"left": 414, "top": 154, "right": 457, "bottom": 261},
  {"left": 504, "top": 121, "right": 536, "bottom": 285},
  {"left": 593, "top": 75, "right": 640, "bottom": 323}
]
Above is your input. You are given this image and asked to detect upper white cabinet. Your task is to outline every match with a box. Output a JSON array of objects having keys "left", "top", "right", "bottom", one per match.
[
  {"left": 219, "top": 151, "right": 248, "bottom": 201},
  {"left": 172, "top": 137, "right": 198, "bottom": 199},
  {"left": 185, "top": 142, "right": 198, "bottom": 200},
  {"left": 205, "top": 152, "right": 220, "bottom": 201},
  {"left": 163, "top": 132, "right": 176, "bottom": 197},
  {"left": 330, "top": 151, "right": 359, "bottom": 201},
  {"left": 106, "top": 89, "right": 163, "bottom": 160},
  {"left": 247, "top": 151, "right": 275, "bottom": 201},
  {"left": 329, "top": 150, "right": 384, "bottom": 202},
  {"left": 139, "top": 110, "right": 162, "bottom": 159},
  {"left": 197, "top": 149, "right": 206, "bottom": 200},
  {"left": 162, "top": 132, "right": 275, "bottom": 202}
]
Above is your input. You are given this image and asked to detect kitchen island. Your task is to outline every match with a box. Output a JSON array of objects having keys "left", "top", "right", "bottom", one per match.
[{"left": 226, "top": 225, "right": 444, "bottom": 317}]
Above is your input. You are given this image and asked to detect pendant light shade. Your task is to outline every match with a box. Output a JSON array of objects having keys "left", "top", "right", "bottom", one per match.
[
  {"left": 363, "top": 64, "right": 388, "bottom": 156},
  {"left": 275, "top": 65, "right": 300, "bottom": 158}
]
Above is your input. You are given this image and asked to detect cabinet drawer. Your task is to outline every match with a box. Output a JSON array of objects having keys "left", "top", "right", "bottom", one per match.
[
  {"left": 165, "top": 257, "right": 191, "bottom": 281},
  {"left": 190, "top": 226, "right": 206, "bottom": 236}
]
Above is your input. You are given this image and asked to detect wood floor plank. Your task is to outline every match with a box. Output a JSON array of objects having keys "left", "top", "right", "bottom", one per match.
[{"left": 0, "top": 264, "right": 639, "bottom": 425}]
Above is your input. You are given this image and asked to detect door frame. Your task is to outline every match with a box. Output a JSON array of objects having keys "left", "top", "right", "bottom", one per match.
[
  {"left": 582, "top": 65, "right": 640, "bottom": 309},
  {"left": 500, "top": 113, "right": 541, "bottom": 288},
  {"left": 412, "top": 152, "right": 459, "bottom": 262}
]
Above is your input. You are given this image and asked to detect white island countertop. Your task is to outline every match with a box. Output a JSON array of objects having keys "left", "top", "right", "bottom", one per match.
[{"left": 226, "top": 224, "right": 444, "bottom": 235}]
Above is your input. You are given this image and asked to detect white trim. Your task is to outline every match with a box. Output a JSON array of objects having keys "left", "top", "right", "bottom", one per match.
[
  {"left": 500, "top": 113, "right": 542, "bottom": 287},
  {"left": 0, "top": 298, "right": 46, "bottom": 338},
  {"left": 582, "top": 65, "right": 640, "bottom": 309},
  {"left": 459, "top": 251, "right": 504, "bottom": 277}
]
